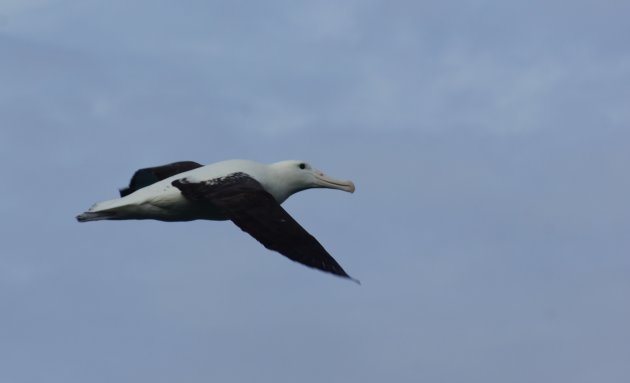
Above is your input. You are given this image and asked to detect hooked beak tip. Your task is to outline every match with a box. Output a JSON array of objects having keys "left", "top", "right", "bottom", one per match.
[{"left": 314, "top": 173, "right": 356, "bottom": 193}]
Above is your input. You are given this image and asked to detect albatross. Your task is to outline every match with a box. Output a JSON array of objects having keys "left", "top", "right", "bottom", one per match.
[{"left": 76, "top": 159, "right": 358, "bottom": 282}]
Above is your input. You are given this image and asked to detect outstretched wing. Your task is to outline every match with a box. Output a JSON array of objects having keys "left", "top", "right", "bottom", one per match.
[
  {"left": 172, "top": 173, "right": 357, "bottom": 282},
  {"left": 120, "top": 161, "right": 203, "bottom": 197}
]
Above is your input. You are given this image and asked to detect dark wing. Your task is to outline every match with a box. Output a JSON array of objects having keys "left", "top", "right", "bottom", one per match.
[
  {"left": 172, "top": 173, "right": 357, "bottom": 282},
  {"left": 120, "top": 161, "right": 203, "bottom": 197}
]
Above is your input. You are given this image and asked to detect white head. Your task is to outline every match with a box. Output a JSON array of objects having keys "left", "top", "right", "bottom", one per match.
[{"left": 267, "top": 160, "right": 355, "bottom": 203}]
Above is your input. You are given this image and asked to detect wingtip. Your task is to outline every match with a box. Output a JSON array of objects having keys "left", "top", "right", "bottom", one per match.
[
  {"left": 339, "top": 273, "right": 361, "bottom": 285},
  {"left": 119, "top": 187, "right": 131, "bottom": 197},
  {"left": 334, "top": 267, "right": 360, "bottom": 284}
]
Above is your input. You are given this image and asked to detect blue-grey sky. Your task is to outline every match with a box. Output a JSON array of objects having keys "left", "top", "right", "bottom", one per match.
[{"left": 1, "top": 1, "right": 629, "bottom": 382}]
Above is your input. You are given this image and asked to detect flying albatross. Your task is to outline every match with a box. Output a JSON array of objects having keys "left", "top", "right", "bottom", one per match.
[{"left": 76, "top": 159, "right": 358, "bottom": 282}]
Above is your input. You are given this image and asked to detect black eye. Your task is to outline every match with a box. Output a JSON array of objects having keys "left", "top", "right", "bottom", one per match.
[{"left": 298, "top": 163, "right": 306, "bottom": 169}]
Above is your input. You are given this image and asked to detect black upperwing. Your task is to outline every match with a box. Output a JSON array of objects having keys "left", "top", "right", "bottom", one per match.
[
  {"left": 172, "top": 173, "right": 357, "bottom": 282},
  {"left": 120, "top": 161, "right": 203, "bottom": 197}
]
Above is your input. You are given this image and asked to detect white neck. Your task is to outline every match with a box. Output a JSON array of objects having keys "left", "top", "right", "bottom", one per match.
[{"left": 263, "top": 164, "right": 304, "bottom": 204}]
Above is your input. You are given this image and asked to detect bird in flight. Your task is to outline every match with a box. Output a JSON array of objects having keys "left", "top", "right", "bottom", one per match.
[{"left": 76, "top": 159, "right": 358, "bottom": 282}]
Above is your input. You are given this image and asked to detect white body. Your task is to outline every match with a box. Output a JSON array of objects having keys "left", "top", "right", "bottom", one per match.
[{"left": 83, "top": 159, "right": 355, "bottom": 222}]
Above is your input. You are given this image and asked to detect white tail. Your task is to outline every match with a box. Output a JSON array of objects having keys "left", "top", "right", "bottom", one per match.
[
  {"left": 76, "top": 197, "right": 131, "bottom": 222},
  {"left": 76, "top": 211, "right": 117, "bottom": 222}
]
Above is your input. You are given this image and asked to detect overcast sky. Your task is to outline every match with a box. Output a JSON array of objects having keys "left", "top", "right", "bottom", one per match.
[{"left": 1, "top": 1, "right": 629, "bottom": 382}]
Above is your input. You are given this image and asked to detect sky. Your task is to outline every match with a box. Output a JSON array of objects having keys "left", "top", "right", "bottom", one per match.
[{"left": 1, "top": 1, "right": 629, "bottom": 382}]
